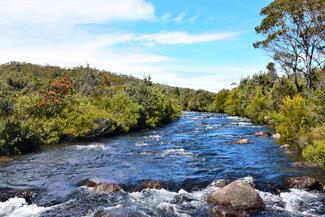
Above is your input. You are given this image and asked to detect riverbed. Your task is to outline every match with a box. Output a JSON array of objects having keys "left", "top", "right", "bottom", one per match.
[{"left": 0, "top": 112, "right": 324, "bottom": 216}]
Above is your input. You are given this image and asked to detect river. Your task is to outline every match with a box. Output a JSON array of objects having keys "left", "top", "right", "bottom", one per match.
[{"left": 0, "top": 112, "right": 324, "bottom": 217}]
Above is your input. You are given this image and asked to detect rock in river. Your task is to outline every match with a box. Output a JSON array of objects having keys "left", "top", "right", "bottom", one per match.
[
  {"left": 208, "top": 180, "right": 265, "bottom": 211},
  {"left": 0, "top": 188, "right": 36, "bottom": 204},
  {"left": 284, "top": 176, "right": 323, "bottom": 191},
  {"left": 80, "top": 178, "right": 122, "bottom": 193},
  {"left": 133, "top": 180, "right": 164, "bottom": 192},
  {"left": 234, "top": 139, "right": 250, "bottom": 144},
  {"left": 254, "top": 131, "right": 271, "bottom": 137}
]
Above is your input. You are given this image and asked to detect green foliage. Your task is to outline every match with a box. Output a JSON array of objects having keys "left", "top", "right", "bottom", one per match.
[
  {"left": 188, "top": 90, "right": 214, "bottom": 112},
  {"left": 0, "top": 119, "right": 41, "bottom": 155},
  {"left": 275, "top": 95, "right": 315, "bottom": 144},
  {"left": 224, "top": 88, "right": 241, "bottom": 116},
  {"left": 302, "top": 125, "right": 325, "bottom": 168},
  {"left": 104, "top": 93, "right": 141, "bottom": 132},
  {"left": 210, "top": 89, "right": 229, "bottom": 113},
  {"left": 244, "top": 86, "right": 269, "bottom": 123},
  {"left": 62, "top": 98, "right": 114, "bottom": 138}
]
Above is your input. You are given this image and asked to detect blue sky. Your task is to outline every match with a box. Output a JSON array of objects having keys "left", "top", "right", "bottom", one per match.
[{"left": 0, "top": 0, "right": 272, "bottom": 92}]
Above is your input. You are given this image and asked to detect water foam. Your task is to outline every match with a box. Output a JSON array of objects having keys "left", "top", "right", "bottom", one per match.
[
  {"left": 73, "top": 143, "right": 109, "bottom": 151},
  {"left": 0, "top": 197, "right": 50, "bottom": 217}
]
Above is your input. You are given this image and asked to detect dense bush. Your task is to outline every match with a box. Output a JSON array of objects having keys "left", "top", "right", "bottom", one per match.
[{"left": 0, "top": 119, "right": 41, "bottom": 155}]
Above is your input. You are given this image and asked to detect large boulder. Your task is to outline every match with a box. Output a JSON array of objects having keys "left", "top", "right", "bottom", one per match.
[
  {"left": 284, "top": 176, "right": 323, "bottom": 191},
  {"left": 208, "top": 180, "right": 265, "bottom": 211},
  {"left": 133, "top": 180, "right": 164, "bottom": 192}
]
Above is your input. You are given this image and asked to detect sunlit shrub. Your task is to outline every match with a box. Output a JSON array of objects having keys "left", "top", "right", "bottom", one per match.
[
  {"left": 244, "top": 86, "right": 269, "bottom": 123},
  {"left": 62, "top": 97, "right": 114, "bottom": 138},
  {"left": 275, "top": 95, "right": 315, "bottom": 144},
  {"left": 104, "top": 93, "right": 141, "bottom": 132},
  {"left": 224, "top": 88, "right": 242, "bottom": 116}
]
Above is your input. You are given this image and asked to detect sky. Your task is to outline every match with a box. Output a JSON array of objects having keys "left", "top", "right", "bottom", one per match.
[{"left": 0, "top": 0, "right": 272, "bottom": 92}]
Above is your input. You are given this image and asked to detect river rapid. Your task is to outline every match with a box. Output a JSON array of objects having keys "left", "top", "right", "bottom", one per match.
[{"left": 0, "top": 112, "right": 324, "bottom": 217}]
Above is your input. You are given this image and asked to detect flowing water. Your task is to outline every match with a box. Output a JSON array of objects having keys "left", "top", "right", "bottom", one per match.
[{"left": 0, "top": 112, "right": 324, "bottom": 217}]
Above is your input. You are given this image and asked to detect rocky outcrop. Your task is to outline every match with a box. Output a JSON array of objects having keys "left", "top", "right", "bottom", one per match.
[
  {"left": 235, "top": 139, "right": 250, "bottom": 144},
  {"left": 81, "top": 178, "right": 122, "bottom": 193},
  {"left": 208, "top": 180, "right": 265, "bottom": 211},
  {"left": 134, "top": 180, "right": 164, "bottom": 191},
  {"left": 212, "top": 205, "right": 246, "bottom": 217},
  {"left": 284, "top": 176, "right": 323, "bottom": 191},
  {"left": 0, "top": 188, "right": 36, "bottom": 204},
  {"left": 254, "top": 131, "right": 271, "bottom": 137}
]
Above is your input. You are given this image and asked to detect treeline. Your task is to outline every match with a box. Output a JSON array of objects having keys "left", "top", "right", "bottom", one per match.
[
  {"left": 209, "top": 63, "right": 325, "bottom": 167},
  {"left": 0, "top": 62, "right": 214, "bottom": 155}
]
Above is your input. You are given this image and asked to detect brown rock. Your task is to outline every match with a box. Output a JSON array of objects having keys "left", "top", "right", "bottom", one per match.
[
  {"left": 235, "top": 139, "right": 250, "bottom": 144},
  {"left": 212, "top": 205, "right": 247, "bottom": 217},
  {"left": 134, "top": 180, "right": 164, "bottom": 191},
  {"left": 254, "top": 131, "right": 271, "bottom": 137},
  {"left": 284, "top": 176, "right": 323, "bottom": 191},
  {"left": 83, "top": 178, "right": 121, "bottom": 193},
  {"left": 208, "top": 180, "right": 265, "bottom": 211}
]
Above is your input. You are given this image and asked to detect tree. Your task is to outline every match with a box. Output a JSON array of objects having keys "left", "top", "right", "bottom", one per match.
[{"left": 254, "top": 0, "right": 325, "bottom": 90}]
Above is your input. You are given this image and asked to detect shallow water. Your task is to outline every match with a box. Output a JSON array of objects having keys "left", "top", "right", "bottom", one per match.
[{"left": 0, "top": 112, "right": 324, "bottom": 217}]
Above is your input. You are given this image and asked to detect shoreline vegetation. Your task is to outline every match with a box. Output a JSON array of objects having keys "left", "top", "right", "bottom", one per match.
[{"left": 0, "top": 61, "right": 324, "bottom": 168}]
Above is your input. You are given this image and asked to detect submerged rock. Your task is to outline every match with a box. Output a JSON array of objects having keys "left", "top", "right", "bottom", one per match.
[
  {"left": 133, "top": 180, "right": 164, "bottom": 192},
  {"left": 254, "top": 131, "right": 271, "bottom": 137},
  {"left": 284, "top": 176, "right": 323, "bottom": 191},
  {"left": 208, "top": 180, "right": 265, "bottom": 211},
  {"left": 234, "top": 139, "right": 250, "bottom": 144},
  {"left": 212, "top": 205, "right": 246, "bottom": 217}
]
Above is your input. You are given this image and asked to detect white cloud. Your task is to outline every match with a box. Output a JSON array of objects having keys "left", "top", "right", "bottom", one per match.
[
  {"left": 0, "top": 0, "right": 155, "bottom": 26},
  {"left": 134, "top": 31, "right": 238, "bottom": 45},
  {"left": 174, "top": 12, "right": 187, "bottom": 24}
]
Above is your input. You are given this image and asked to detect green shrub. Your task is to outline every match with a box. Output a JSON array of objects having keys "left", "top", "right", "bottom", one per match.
[
  {"left": 210, "top": 89, "right": 229, "bottom": 113},
  {"left": 62, "top": 97, "right": 114, "bottom": 138},
  {"left": 0, "top": 119, "right": 41, "bottom": 155},
  {"left": 303, "top": 140, "right": 325, "bottom": 168},
  {"left": 275, "top": 95, "right": 315, "bottom": 144},
  {"left": 224, "top": 88, "right": 241, "bottom": 116},
  {"left": 244, "top": 86, "right": 269, "bottom": 123},
  {"left": 104, "top": 93, "right": 141, "bottom": 132}
]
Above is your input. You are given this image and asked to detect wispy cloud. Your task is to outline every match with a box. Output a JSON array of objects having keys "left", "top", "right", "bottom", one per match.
[
  {"left": 0, "top": 0, "right": 155, "bottom": 26},
  {"left": 133, "top": 31, "right": 238, "bottom": 45}
]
